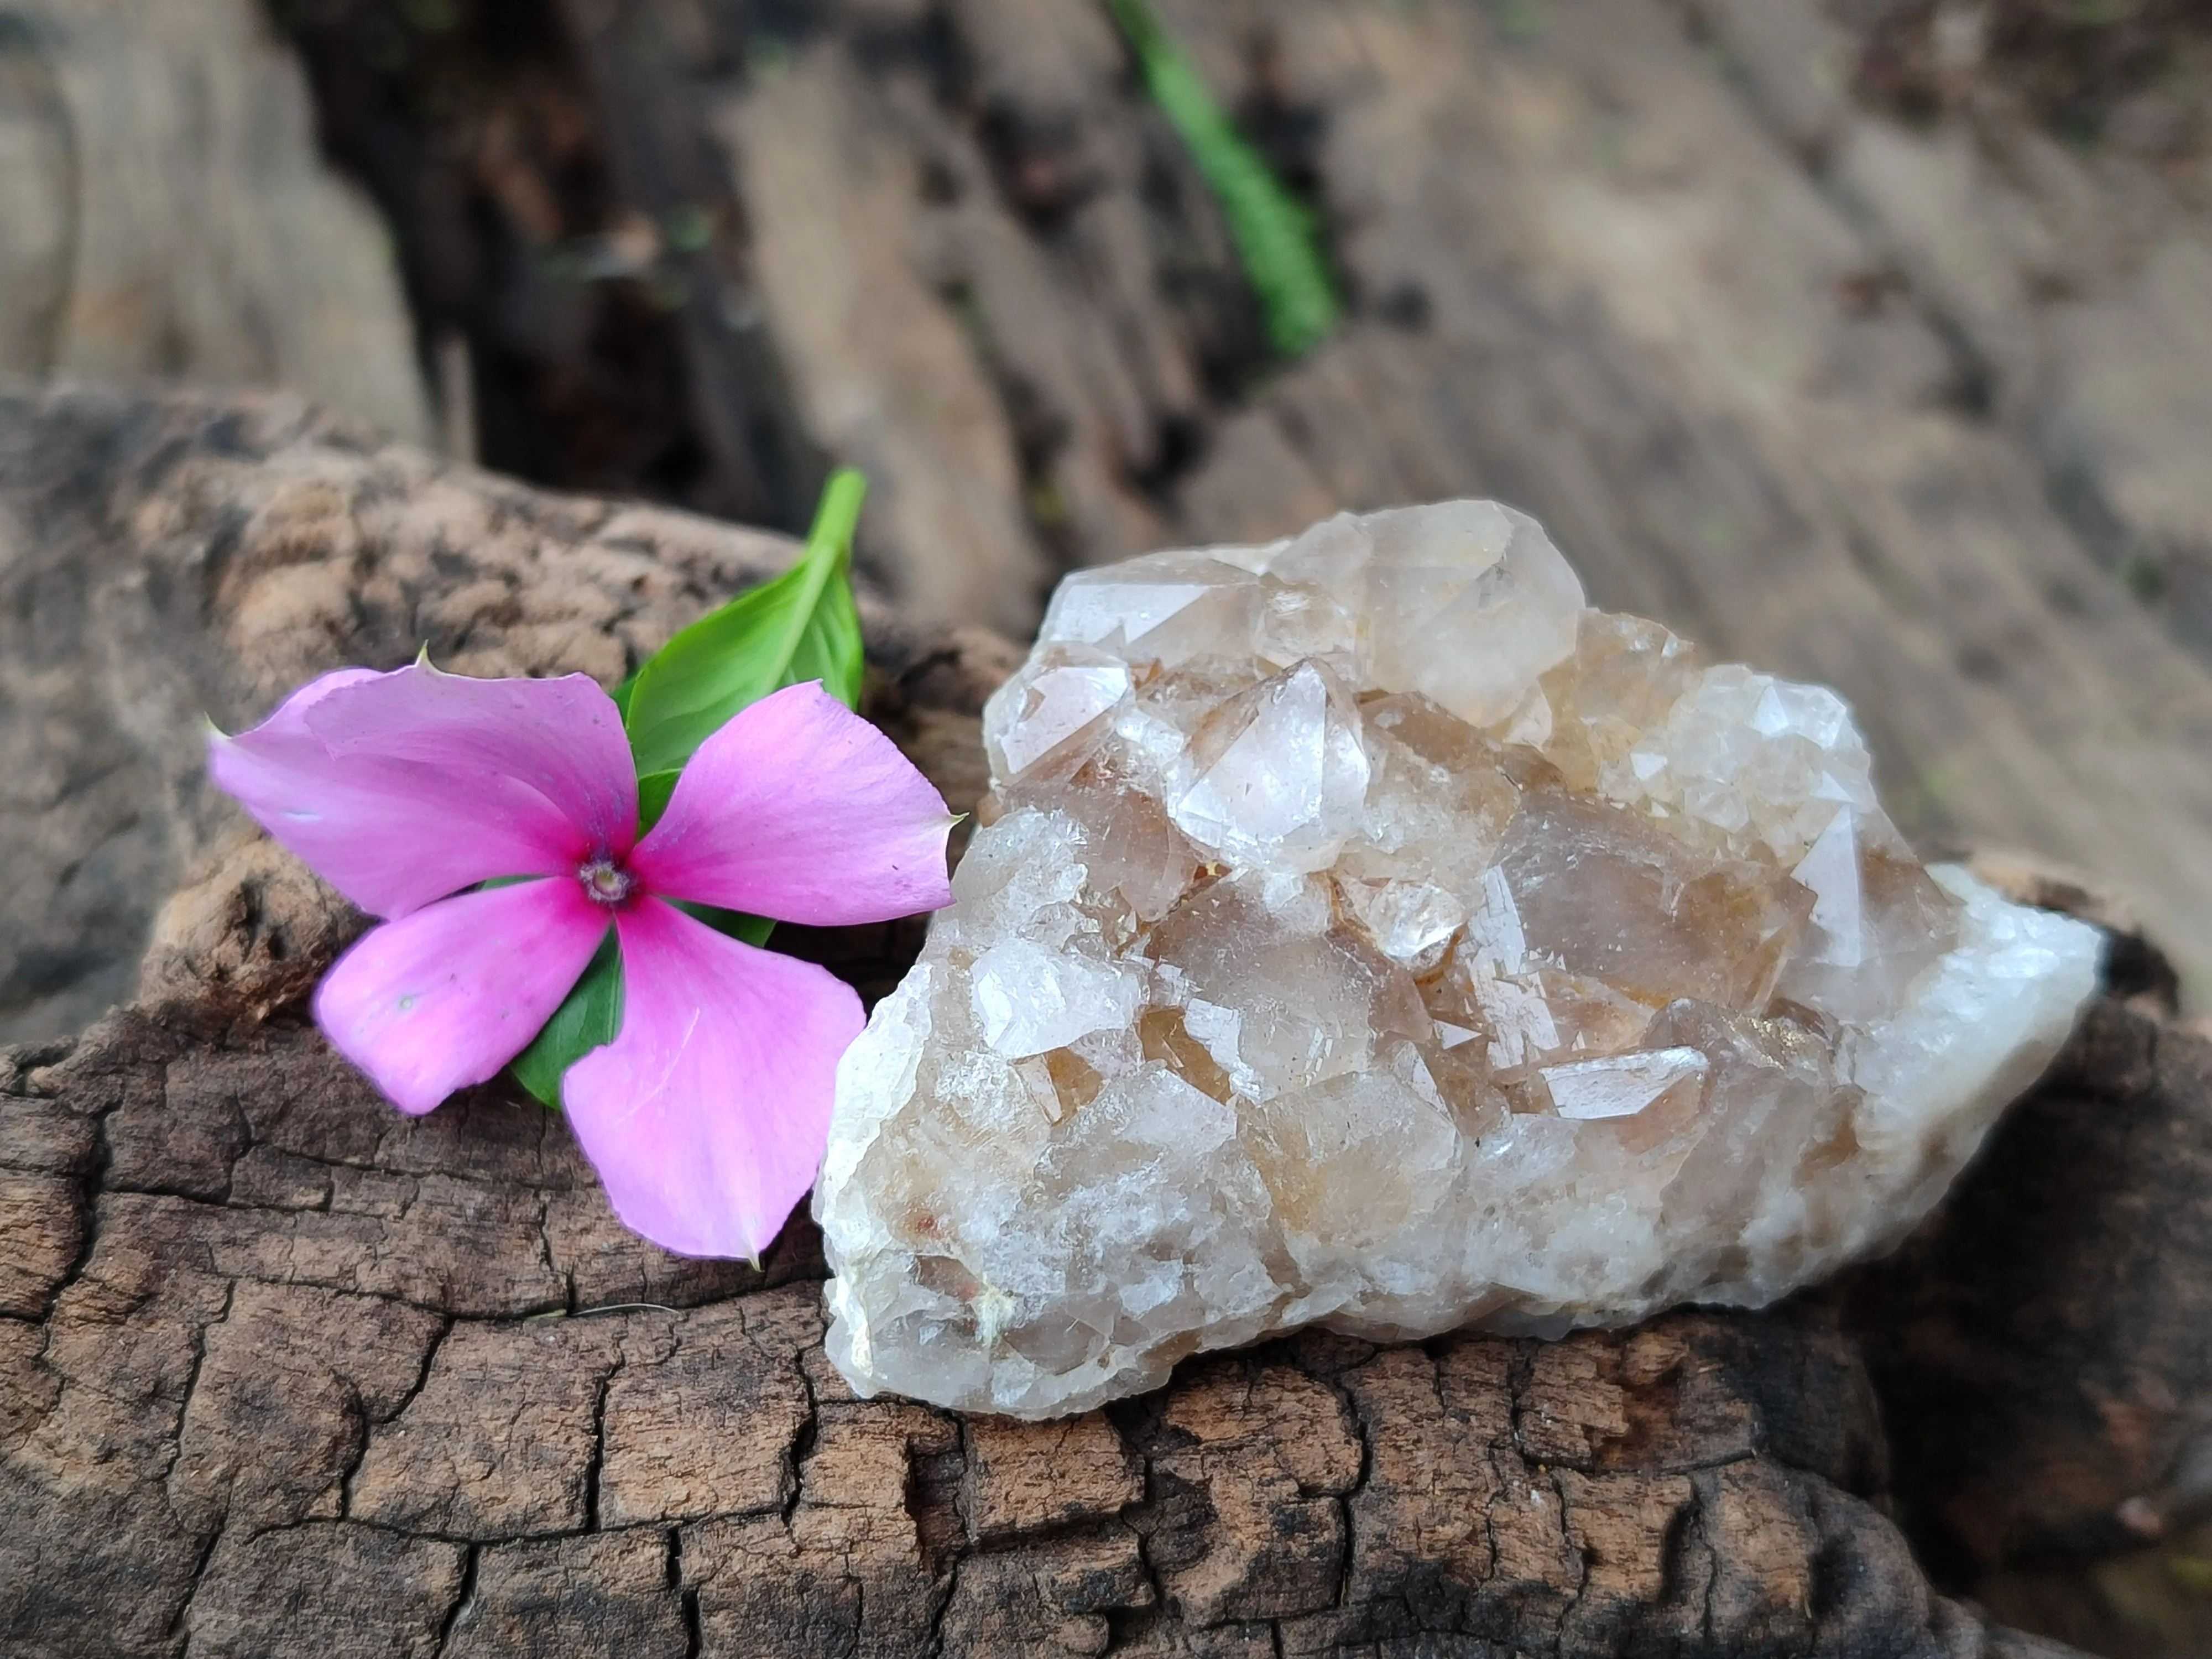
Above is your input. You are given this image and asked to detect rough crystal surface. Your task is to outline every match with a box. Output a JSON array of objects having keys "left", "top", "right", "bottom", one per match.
[{"left": 818, "top": 502, "right": 2103, "bottom": 1419}]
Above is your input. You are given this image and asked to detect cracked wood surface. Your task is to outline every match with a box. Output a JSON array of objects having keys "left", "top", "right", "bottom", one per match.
[
  {"left": 1, "top": 1004, "right": 2092, "bottom": 1658},
  {"left": 0, "top": 386, "right": 2144, "bottom": 1656}
]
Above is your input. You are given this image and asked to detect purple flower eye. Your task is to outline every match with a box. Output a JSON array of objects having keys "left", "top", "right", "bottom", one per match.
[{"left": 577, "top": 858, "right": 637, "bottom": 906}]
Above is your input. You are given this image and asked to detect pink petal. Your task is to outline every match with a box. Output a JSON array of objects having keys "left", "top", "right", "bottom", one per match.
[
  {"left": 628, "top": 681, "right": 954, "bottom": 926},
  {"left": 562, "top": 898, "right": 864, "bottom": 1259},
  {"left": 302, "top": 661, "right": 638, "bottom": 853},
  {"left": 260, "top": 667, "right": 385, "bottom": 731},
  {"left": 314, "top": 878, "right": 610, "bottom": 1114},
  {"left": 210, "top": 664, "right": 637, "bottom": 917},
  {"left": 211, "top": 727, "right": 580, "bottom": 919}
]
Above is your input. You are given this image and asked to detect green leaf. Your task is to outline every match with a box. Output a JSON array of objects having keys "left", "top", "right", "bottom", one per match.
[
  {"left": 636, "top": 766, "right": 679, "bottom": 828},
  {"left": 510, "top": 926, "right": 621, "bottom": 1107},
  {"left": 670, "top": 900, "right": 776, "bottom": 948},
  {"left": 1107, "top": 0, "right": 1340, "bottom": 359},
  {"left": 621, "top": 469, "right": 869, "bottom": 790},
  {"left": 504, "top": 907, "right": 770, "bottom": 1108}
]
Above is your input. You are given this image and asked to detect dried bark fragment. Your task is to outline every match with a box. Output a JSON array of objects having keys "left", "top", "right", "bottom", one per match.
[
  {"left": 445, "top": 1530, "right": 690, "bottom": 1658},
  {"left": 963, "top": 1411, "right": 1146, "bottom": 1543}
]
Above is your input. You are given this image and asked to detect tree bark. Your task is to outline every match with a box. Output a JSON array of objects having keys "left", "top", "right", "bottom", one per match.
[
  {"left": 0, "top": 385, "right": 2129, "bottom": 1657},
  {"left": 1844, "top": 987, "right": 2212, "bottom": 1654}
]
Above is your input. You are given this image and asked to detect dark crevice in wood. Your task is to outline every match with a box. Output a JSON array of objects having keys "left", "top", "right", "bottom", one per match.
[
  {"left": 431, "top": 1542, "right": 481, "bottom": 1657},
  {"left": 268, "top": 0, "right": 750, "bottom": 513}
]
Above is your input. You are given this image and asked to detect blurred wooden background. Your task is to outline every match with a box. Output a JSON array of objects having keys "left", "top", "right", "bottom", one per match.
[{"left": 6, "top": 2, "right": 2212, "bottom": 1652}]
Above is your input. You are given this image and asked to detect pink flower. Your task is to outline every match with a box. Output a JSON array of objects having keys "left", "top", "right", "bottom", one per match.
[{"left": 209, "top": 661, "right": 954, "bottom": 1259}]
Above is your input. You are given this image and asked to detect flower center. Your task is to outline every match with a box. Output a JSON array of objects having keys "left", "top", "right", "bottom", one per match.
[{"left": 578, "top": 857, "right": 637, "bottom": 907}]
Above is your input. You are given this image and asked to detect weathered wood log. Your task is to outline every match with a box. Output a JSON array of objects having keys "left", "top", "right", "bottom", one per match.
[
  {"left": 0, "top": 388, "right": 2117, "bottom": 1657},
  {"left": 1683, "top": 0, "right": 2212, "bottom": 665},
  {"left": 0, "top": 0, "right": 432, "bottom": 445},
  {"left": 0, "top": 384, "right": 802, "bottom": 1044}
]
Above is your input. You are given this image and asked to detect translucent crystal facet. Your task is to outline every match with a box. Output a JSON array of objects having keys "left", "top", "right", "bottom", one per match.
[{"left": 820, "top": 501, "right": 2104, "bottom": 1419}]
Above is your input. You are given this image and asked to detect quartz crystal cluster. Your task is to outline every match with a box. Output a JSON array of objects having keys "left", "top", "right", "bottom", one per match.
[{"left": 817, "top": 500, "right": 2103, "bottom": 1419}]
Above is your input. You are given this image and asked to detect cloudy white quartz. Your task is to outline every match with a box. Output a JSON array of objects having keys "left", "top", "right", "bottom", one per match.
[{"left": 817, "top": 500, "right": 2104, "bottom": 1419}]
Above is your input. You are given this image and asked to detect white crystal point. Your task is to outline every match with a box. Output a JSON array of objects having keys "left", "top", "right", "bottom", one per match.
[
  {"left": 1037, "top": 551, "right": 1262, "bottom": 669},
  {"left": 818, "top": 499, "right": 2105, "bottom": 1420},
  {"left": 982, "top": 644, "right": 1132, "bottom": 784},
  {"left": 1540, "top": 1047, "right": 1710, "bottom": 1120},
  {"left": 1267, "top": 499, "right": 1587, "bottom": 726},
  {"left": 1167, "top": 661, "right": 1370, "bottom": 875}
]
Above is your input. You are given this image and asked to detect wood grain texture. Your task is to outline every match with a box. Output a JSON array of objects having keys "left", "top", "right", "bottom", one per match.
[{"left": 1684, "top": 0, "right": 2212, "bottom": 664}]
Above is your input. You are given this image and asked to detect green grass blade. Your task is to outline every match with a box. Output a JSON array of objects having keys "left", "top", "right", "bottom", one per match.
[{"left": 1108, "top": 0, "right": 1340, "bottom": 358}]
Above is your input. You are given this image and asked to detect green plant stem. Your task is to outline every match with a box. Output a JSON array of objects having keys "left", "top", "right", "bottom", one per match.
[{"left": 1107, "top": 0, "right": 1340, "bottom": 358}]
